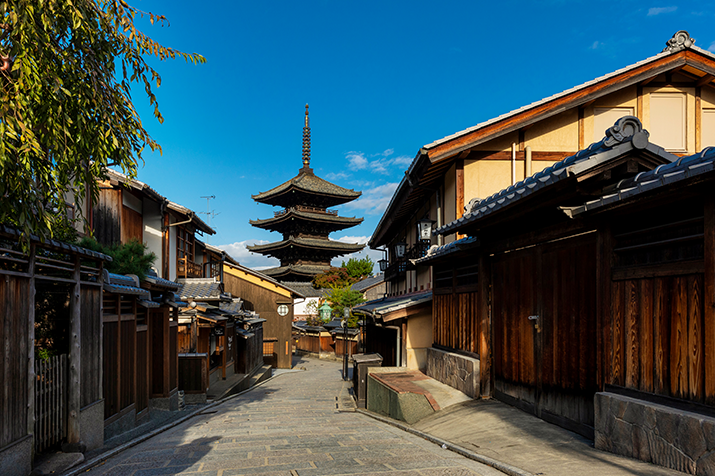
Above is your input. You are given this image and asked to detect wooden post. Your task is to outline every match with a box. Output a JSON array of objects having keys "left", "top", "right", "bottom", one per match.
[
  {"left": 478, "top": 252, "right": 492, "bottom": 398},
  {"left": 162, "top": 213, "right": 170, "bottom": 279},
  {"left": 27, "top": 245, "right": 36, "bottom": 452},
  {"left": 596, "top": 222, "right": 613, "bottom": 391},
  {"left": 98, "top": 260, "right": 104, "bottom": 409},
  {"left": 704, "top": 195, "right": 715, "bottom": 405},
  {"left": 696, "top": 87, "right": 702, "bottom": 153},
  {"left": 65, "top": 255, "right": 82, "bottom": 450}
]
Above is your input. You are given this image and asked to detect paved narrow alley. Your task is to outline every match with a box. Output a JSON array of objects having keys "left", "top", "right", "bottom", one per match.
[{"left": 81, "top": 357, "right": 503, "bottom": 476}]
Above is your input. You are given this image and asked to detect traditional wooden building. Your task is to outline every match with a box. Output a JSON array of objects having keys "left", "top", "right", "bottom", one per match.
[
  {"left": 222, "top": 261, "right": 304, "bottom": 369},
  {"left": 366, "top": 30, "right": 715, "bottom": 374},
  {"left": 420, "top": 113, "right": 715, "bottom": 473},
  {"left": 249, "top": 105, "right": 365, "bottom": 282}
]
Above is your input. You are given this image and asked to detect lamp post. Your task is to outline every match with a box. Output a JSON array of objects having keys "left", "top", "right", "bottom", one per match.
[
  {"left": 343, "top": 307, "right": 350, "bottom": 381},
  {"left": 318, "top": 302, "right": 332, "bottom": 324}
]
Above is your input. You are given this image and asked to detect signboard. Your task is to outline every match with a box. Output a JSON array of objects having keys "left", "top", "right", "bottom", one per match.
[{"left": 277, "top": 304, "right": 289, "bottom": 316}]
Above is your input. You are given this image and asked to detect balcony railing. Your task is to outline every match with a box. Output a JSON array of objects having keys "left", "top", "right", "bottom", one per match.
[
  {"left": 205, "top": 261, "right": 222, "bottom": 280},
  {"left": 178, "top": 257, "right": 203, "bottom": 279},
  {"left": 385, "top": 260, "right": 407, "bottom": 282},
  {"left": 274, "top": 205, "right": 338, "bottom": 218}
]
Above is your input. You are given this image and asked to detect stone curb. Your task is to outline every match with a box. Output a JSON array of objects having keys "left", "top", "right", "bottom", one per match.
[
  {"left": 355, "top": 408, "right": 534, "bottom": 476},
  {"left": 62, "top": 369, "right": 304, "bottom": 476}
]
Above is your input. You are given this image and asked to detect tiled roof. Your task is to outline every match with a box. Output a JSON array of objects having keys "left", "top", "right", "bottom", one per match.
[
  {"left": 0, "top": 225, "right": 112, "bottom": 262},
  {"left": 220, "top": 299, "right": 244, "bottom": 314},
  {"left": 412, "top": 237, "right": 479, "bottom": 266},
  {"left": 250, "top": 209, "right": 363, "bottom": 228},
  {"left": 143, "top": 273, "right": 180, "bottom": 291},
  {"left": 177, "top": 278, "right": 227, "bottom": 301},
  {"left": 281, "top": 281, "right": 328, "bottom": 298},
  {"left": 355, "top": 290, "right": 433, "bottom": 317},
  {"left": 259, "top": 264, "right": 332, "bottom": 279},
  {"left": 104, "top": 168, "right": 214, "bottom": 235},
  {"left": 252, "top": 168, "right": 361, "bottom": 202},
  {"left": 222, "top": 261, "right": 305, "bottom": 297},
  {"left": 351, "top": 274, "right": 385, "bottom": 292},
  {"left": 104, "top": 271, "right": 150, "bottom": 299},
  {"left": 572, "top": 146, "right": 715, "bottom": 216},
  {"left": 435, "top": 117, "right": 676, "bottom": 235},
  {"left": 248, "top": 237, "right": 365, "bottom": 253}
]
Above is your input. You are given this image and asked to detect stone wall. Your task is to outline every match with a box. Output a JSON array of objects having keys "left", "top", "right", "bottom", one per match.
[
  {"left": 595, "top": 392, "right": 715, "bottom": 475},
  {"left": 425, "top": 347, "right": 479, "bottom": 398}
]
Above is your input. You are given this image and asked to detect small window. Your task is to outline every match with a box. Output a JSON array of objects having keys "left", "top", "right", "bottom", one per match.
[
  {"left": 649, "top": 93, "right": 686, "bottom": 152},
  {"left": 702, "top": 109, "right": 715, "bottom": 149},
  {"left": 594, "top": 107, "right": 635, "bottom": 142}
]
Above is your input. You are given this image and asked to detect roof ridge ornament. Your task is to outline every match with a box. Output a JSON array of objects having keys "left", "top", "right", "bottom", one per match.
[
  {"left": 603, "top": 116, "right": 649, "bottom": 149},
  {"left": 662, "top": 30, "right": 695, "bottom": 53},
  {"left": 302, "top": 104, "right": 311, "bottom": 169}
]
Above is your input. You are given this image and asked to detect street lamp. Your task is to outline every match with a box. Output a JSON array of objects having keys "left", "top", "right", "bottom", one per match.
[
  {"left": 378, "top": 258, "right": 388, "bottom": 272},
  {"left": 319, "top": 302, "right": 332, "bottom": 323},
  {"left": 416, "top": 218, "right": 436, "bottom": 242},
  {"left": 343, "top": 307, "right": 350, "bottom": 381}
]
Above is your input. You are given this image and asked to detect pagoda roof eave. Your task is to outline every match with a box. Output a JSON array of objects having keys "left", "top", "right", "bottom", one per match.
[
  {"left": 260, "top": 264, "right": 332, "bottom": 279},
  {"left": 247, "top": 237, "right": 365, "bottom": 254},
  {"left": 249, "top": 209, "right": 363, "bottom": 229},
  {"left": 252, "top": 168, "right": 361, "bottom": 204}
]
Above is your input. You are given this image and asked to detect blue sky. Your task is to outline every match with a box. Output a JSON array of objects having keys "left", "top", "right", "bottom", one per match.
[{"left": 125, "top": 0, "right": 715, "bottom": 270}]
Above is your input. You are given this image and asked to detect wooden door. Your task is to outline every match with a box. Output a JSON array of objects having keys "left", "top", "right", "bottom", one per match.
[
  {"left": 491, "top": 234, "right": 598, "bottom": 438},
  {"left": 492, "top": 249, "right": 539, "bottom": 414}
]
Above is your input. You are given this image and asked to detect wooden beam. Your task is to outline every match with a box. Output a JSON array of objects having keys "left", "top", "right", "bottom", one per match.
[
  {"left": 66, "top": 256, "right": 82, "bottom": 449},
  {"left": 518, "top": 129, "right": 525, "bottom": 152},
  {"left": 697, "top": 87, "right": 702, "bottom": 153},
  {"left": 578, "top": 107, "right": 585, "bottom": 150},
  {"left": 704, "top": 194, "right": 715, "bottom": 405},
  {"left": 637, "top": 86, "right": 643, "bottom": 122},
  {"left": 456, "top": 159, "right": 464, "bottom": 219},
  {"left": 697, "top": 74, "right": 715, "bottom": 87},
  {"left": 478, "top": 253, "right": 492, "bottom": 397},
  {"left": 27, "top": 245, "right": 36, "bottom": 442},
  {"left": 639, "top": 75, "right": 658, "bottom": 86}
]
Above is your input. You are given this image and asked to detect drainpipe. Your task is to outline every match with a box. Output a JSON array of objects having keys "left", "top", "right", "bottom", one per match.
[
  {"left": 525, "top": 146, "right": 532, "bottom": 177},
  {"left": 435, "top": 188, "right": 443, "bottom": 246},
  {"left": 511, "top": 142, "right": 517, "bottom": 185}
]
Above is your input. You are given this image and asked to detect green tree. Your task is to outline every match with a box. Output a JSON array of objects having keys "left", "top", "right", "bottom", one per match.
[
  {"left": 311, "top": 266, "right": 359, "bottom": 289},
  {"left": 342, "top": 257, "right": 374, "bottom": 278},
  {"left": 79, "top": 236, "right": 156, "bottom": 280},
  {"left": 0, "top": 1, "right": 205, "bottom": 243},
  {"left": 324, "top": 287, "right": 365, "bottom": 328}
]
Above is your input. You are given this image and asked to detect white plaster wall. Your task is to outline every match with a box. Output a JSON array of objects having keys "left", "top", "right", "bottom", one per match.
[{"left": 142, "top": 198, "right": 163, "bottom": 276}]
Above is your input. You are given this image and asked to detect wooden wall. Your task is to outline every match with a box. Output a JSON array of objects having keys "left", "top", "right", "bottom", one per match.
[
  {"left": 222, "top": 271, "right": 293, "bottom": 369},
  {"left": 121, "top": 205, "right": 143, "bottom": 244},
  {"left": 433, "top": 292, "right": 478, "bottom": 354},
  {"left": 610, "top": 274, "right": 707, "bottom": 402},
  {"left": 0, "top": 274, "right": 30, "bottom": 449},
  {"left": 93, "top": 189, "right": 121, "bottom": 246},
  {"left": 80, "top": 288, "right": 102, "bottom": 408}
]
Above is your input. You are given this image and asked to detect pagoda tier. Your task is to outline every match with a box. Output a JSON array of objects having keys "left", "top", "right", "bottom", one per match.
[
  {"left": 259, "top": 264, "right": 333, "bottom": 282},
  {"left": 249, "top": 206, "right": 363, "bottom": 235},
  {"left": 249, "top": 105, "right": 365, "bottom": 282},
  {"left": 247, "top": 236, "right": 364, "bottom": 263},
  {"left": 251, "top": 166, "right": 361, "bottom": 209}
]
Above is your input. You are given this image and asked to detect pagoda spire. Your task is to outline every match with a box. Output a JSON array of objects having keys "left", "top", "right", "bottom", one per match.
[{"left": 302, "top": 104, "right": 311, "bottom": 169}]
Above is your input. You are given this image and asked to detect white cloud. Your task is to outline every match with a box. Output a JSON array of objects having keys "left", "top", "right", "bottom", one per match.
[
  {"left": 345, "top": 150, "right": 413, "bottom": 175},
  {"left": 589, "top": 40, "right": 601, "bottom": 50},
  {"left": 325, "top": 171, "right": 351, "bottom": 180},
  {"left": 343, "top": 182, "right": 399, "bottom": 215},
  {"left": 347, "top": 152, "right": 368, "bottom": 170},
  {"left": 647, "top": 6, "right": 677, "bottom": 15},
  {"left": 215, "top": 239, "right": 280, "bottom": 270},
  {"left": 709, "top": 41, "right": 715, "bottom": 53}
]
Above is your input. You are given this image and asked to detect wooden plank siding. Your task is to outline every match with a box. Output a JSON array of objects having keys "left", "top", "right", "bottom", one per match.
[
  {"left": 80, "top": 288, "right": 102, "bottom": 408},
  {"left": 609, "top": 273, "right": 706, "bottom": 402},
  {"left": 0, "top": 274, "right": 30, "bottom": 449},
  {"left": 432, "top": 292, "right": 478, "bottom": 354}
]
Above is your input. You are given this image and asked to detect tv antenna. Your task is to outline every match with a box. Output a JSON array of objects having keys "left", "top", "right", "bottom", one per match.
[{"left": 198, "top": 195, "right": 220, "bottom": 243}]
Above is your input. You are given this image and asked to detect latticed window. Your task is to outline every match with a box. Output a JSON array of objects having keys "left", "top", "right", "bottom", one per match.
[{"left": 177, "top": 227, "right": 194, "bottom": 262}]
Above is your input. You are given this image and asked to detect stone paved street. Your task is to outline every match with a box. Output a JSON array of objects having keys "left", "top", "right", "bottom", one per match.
[{"left": 83, "top": 356, "right": 503, "bottom": 476}]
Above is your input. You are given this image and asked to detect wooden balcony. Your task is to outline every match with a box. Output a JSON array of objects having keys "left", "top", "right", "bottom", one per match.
[
  {"left": 274, "top": 205, "right": 338, "bottom": 218},
  {"left": 205, "top": 261, "right": 222, "bottom": 280},
  {"left": 178, "top": 257, "right": 203, "bottom": 279}
]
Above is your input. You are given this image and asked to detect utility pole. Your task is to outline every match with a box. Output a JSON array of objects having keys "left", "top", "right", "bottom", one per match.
[{"left": 199, "top": 195, "right": 220, "bottom": 243}]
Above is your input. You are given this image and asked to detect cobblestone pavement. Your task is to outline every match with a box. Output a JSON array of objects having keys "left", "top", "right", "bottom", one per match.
[{"left": 83, "top": 356, "right": 504, "bottom": 476}]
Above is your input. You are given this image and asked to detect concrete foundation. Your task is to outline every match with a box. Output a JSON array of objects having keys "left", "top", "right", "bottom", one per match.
[
  {"left": 80, "top": 400, "right": 104, "bottom": 452},
  {"left": 0, "top": 435, "right": 32, "bottom": 476},
  {"left": 425, "top": 347, "right": 480, "bottom": 398},
  {"left": 103, "top": 407, "right": 137, "bottom": 441},
  {"left": 367, "top": 373, "right": 434, "bottom": 424},
  {"left": 149, "top": 388, "right": 179, "bottom": 412},
  {"left": 595, "top": 391, "right": 715, "bottom": 475}
]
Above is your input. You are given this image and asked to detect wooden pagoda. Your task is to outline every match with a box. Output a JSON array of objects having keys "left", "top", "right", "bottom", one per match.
[{"left": 249, "top": 105, "right": 365, "bottom": 282}]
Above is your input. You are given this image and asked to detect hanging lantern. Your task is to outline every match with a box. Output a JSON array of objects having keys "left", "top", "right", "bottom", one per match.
[
  {"left": 319, "top": 302, "right": 332, "bottom": 322},
  {"left": 416, "top": 218, "right": 435, "bottom": 241},
  {"left": 378, "top": 258, "right": 388, "bottom": 272},
  {"left": 394, "top": 241, "right": 407, "bottom": 259}
]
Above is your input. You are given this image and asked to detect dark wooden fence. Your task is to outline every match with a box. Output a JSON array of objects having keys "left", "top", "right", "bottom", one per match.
[
  {"left": 238, "top": 324, "right": 264, "bottom": 373},
  {"left": 433, "top": 292, "right": 478, "bottom": 354},
  {"left": 334, "top": 334, "right": 359, "bottom": 358},
  {"left": 34, "top": 354, "right": 67, "bottom": 453},
  {"left": 178, "top": 353, "right": 208, "bottom": 394}
]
